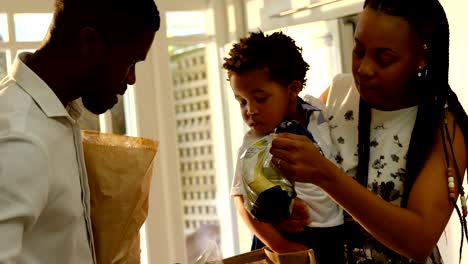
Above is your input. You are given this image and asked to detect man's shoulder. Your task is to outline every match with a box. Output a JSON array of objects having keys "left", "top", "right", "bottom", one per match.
[
  {"left": 0, "top": 80, "right": 51, "bottom": 141},
  {"left": 0, "top": 79, "right": 34, "bottom": 114}
]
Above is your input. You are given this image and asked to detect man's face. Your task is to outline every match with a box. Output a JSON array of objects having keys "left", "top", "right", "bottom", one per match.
[{"left": 81, "top": 30, "right": 155, "bottom": 114}]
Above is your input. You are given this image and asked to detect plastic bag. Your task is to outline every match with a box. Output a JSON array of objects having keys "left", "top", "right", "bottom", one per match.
[
  {"left": 81, "top": 130, "right": 158, "bottom": 264},
  {"left": 219, "top": 247, "right": 317, "bottom": 264},
  {"left": 194, "top": 240, "right": 223, "bottom": 264},
  {"left": 239, "top": 120, "right": 320, "bottom": 222},
  {"left": 240, "top": 135, "right": 296, "bottom": 222}
]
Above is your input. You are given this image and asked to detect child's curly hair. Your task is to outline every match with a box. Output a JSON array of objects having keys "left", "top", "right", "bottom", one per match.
[{"left": 223, "top": 31, "right": 309, "bottom": 90}]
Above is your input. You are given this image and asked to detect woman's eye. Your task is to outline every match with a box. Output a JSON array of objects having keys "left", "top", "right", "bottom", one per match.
[
  {"left": 353, "top": 47, "right": 364, "bottom": 58},
  {"left": 376, "top": 55, "right": 394, "bottom": 67}
]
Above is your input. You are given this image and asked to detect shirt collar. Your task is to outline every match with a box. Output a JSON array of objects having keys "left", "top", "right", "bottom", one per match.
[
  {"left": 298, "top": 96, "right": 326, "bottom": 125},
  {"left": 10, "top": 52, "right": 80, "bottom": 120}
]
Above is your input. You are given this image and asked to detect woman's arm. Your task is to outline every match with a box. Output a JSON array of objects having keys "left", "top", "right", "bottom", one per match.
[
  {"left": 232, "top": 195, "right": 309, "bottom": 253},
  {"left": 319, "top": 87, "right": 330, "bottom": 104},
  {"left": 269, "top": 112, "right": 467, "bottom": 261}
]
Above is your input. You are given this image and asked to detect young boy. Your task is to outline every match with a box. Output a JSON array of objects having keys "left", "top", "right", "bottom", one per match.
[{"left": 223, "top": 31, "right": 344, "bottom": 264}]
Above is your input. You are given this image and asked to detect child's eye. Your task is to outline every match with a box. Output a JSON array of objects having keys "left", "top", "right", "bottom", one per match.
[
  {"left": 238, "top": 99, "right": 247, "bottom": 106},
  {"left": 255, "top": 97, "right": 267, "bottom": 103}
]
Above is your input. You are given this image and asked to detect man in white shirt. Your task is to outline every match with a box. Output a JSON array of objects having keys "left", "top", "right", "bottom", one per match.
[{"left": 0, "top": 0, "right": 160, "bottom": 263}]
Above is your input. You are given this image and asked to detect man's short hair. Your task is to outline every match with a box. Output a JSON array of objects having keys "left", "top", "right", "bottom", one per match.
[{"left": 49, "top": 0, "right": 160, "bottom": 45}]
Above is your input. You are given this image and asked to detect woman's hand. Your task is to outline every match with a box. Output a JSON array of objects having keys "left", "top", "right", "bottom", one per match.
[
  {"left": 269, "top": 133, "right": 331, "bottom": 186},
  {"left": 274, "top": 197, "right": 311, "bottom": 233}
]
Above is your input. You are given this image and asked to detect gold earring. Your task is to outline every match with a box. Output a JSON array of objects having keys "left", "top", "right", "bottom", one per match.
[{"left": 417, "top": 65, "right": 428, "bottom": 79}]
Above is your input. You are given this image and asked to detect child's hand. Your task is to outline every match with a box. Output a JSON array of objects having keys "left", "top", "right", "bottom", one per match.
[{"left": 274, "top": 198, "right": 311, "bottom": 233}]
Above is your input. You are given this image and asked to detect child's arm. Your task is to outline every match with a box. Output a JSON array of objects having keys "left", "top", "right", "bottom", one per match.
[
  {"left": 232, "top": 195, "right": 309, "bottom": 253},
  {"left": 273, "top": 197, "right": 312, "bottom": 233}
]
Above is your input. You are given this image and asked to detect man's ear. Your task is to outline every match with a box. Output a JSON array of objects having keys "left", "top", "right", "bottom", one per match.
[
  {"left": 78, "top": 27, "right": 103, "bottom": 66},
  {"left": 288, "top": 80, "right": 302, "bottom": 97}
]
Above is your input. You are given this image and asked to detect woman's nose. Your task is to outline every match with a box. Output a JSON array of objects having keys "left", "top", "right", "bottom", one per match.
[{"left": 357, "top": 57, "right": 375, "bottom": 78}]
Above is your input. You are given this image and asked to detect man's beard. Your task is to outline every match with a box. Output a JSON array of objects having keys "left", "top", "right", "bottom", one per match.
[{"left": 81, "top": 92, "right": 115, "bottom": 115}]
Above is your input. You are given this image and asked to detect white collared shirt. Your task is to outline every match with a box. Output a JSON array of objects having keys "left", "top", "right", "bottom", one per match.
[{"left": 0, "top": 53, "right": 96, "bottom": 263}]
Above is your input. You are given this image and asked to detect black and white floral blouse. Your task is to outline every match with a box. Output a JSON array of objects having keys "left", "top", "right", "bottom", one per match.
[{"left": 325, "top": 74, "right": 443, "bottom": 264}]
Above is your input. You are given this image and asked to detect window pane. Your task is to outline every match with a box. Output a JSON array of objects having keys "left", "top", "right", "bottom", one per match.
[
  {"left": 267, "top": 20, "right": 342, "bottom": 98},
  {"left": 110, "top": 95, "right": 127, "bottom": 135},
  {"left": 0, "top": 14, "right": 8, "bottom": 42},
  {"left": 169, "top": 44, "right": 221, "bottom": 263},
  {"left": 14, "top": 13, "right": 53, "bottom": 42},
  {"left": 166, "top": 11, "right": 206, "bottom": 37},
  {"left": 0, "top": 50, "right": 8, "bottom": 80},
  {"left": 17, "top": 49, "right": 36, "bottom": 54}
]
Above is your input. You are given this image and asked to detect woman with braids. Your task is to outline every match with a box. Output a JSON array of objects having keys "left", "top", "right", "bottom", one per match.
[
  {"left": 223, "top": 31, "right": 345, "bottom": 264},
  {"left": 269, "top": 0, "right": 468, "bottom": 263}
]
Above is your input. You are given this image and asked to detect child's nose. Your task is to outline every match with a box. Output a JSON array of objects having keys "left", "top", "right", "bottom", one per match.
[{"left": 247, "top": 103, "right": 259, "bottom": 116}]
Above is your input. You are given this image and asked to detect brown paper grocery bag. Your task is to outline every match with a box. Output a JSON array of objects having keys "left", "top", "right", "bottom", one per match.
[
  {"left": 81, "top": 130, "right": 159, "bottom": 264},
  {"left": 220, "top": 247, "right": 317, "bottom": 264}
]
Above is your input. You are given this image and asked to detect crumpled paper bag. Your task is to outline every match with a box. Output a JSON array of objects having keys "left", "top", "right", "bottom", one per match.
[
  {"left": 81, "top": 130, "right": 159, "bottom": 264},
  {"left": 212, "top": 247, "right": 316, "bottom": 264}
]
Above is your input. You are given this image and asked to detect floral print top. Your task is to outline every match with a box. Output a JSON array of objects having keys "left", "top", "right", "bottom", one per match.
[{"left": 325, "top": 74, "right": 443, "bottom": 264}]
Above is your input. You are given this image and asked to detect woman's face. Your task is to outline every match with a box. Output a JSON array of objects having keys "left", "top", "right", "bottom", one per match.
[{"left": 352, "top": 7, "right": 426, "bottom": 111}]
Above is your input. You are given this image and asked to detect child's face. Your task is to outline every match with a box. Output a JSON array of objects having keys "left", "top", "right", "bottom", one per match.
[{"left": 230, "top": 69, "right": 295, "bottom": 134}]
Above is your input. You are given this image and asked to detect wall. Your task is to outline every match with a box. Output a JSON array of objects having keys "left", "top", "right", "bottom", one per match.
[{"left": 438, "top": 2, "right": 468, "bottom": 263}]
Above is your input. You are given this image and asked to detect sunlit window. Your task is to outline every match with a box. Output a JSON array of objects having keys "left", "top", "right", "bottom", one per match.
[
  {"left": 14, "top": 13, "right": 53, "bottom": 42},
  {"left": 0, "top": 14, "right": 8, "bottom": 42},
  {"left": 166, "top": 11, "right": 207, "bottom": 37},
  {"left": 0, "top": 50, "right": 8, "bottom": 80}
]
